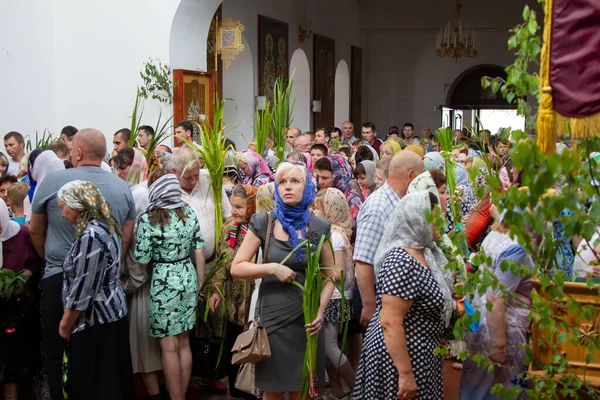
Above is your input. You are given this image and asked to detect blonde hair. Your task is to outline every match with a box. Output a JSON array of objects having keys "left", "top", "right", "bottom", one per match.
[
  {"left": 275, "top": 162, "right": 307, "bottom": 186},
  {"left": 7, "top": 182, "right": 28, "bottom": 208}
]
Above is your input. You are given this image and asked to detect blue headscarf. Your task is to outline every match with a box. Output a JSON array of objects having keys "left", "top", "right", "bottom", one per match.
[
  {"left": 27, "top": 148, "right": 43, "bottom": 202},
  {"left": 273, "top": 163, "right": 315, "bottom": 262}
]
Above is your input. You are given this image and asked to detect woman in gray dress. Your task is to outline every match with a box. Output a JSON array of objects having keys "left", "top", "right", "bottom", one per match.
[{"left": 232, "top": 162, "right": 336, "bottom": 400}]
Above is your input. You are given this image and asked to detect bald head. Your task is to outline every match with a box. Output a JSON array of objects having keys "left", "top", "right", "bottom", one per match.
[
  {"left": 388, "top": 150, "right": 425, "bottom": 198},
  {"left": 71, "top": 129, "right": 107, "bottom": 167}
]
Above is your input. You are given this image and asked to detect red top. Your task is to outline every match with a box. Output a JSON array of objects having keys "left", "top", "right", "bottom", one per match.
[{"left": 3, "top": 225, "right": 42, "bottom": 274}]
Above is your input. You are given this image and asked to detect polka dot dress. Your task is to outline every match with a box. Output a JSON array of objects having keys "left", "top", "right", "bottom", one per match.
[{"left": 353, "top": 248, "right": 445, "bottom": 400}]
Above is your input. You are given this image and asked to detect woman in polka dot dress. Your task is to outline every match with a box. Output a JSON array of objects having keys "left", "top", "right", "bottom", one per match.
[{"left": 353, "top": 191, "right": 455, "bottom": 400}]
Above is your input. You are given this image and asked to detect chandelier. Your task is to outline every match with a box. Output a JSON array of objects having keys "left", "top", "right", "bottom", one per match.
[{"left": 436, "top": 1, "right": 477, "bottom": 62}]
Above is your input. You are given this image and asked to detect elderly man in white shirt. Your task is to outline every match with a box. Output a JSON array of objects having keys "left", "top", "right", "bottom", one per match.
[{"left": 166, "top": 147, "right": 232, "bottom": 266}]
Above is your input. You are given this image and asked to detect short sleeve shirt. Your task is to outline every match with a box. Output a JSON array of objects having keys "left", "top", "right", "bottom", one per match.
[
  {"left": 32, "top": 166, "right": 136, "bottom": 279},
  {"left": 353, "top": 182, "right": 401, "bottom": 267}
]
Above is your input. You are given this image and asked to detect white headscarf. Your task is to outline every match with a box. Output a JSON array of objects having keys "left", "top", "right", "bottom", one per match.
[
  {"left": 0, "top": 199, "right": 22, "bottom": 269},
  {"left": 31, "top": 150, "right": 65, "bottom": 197},
  {"left": 374, "top": 190, "right": 454, "bottom": 327}
]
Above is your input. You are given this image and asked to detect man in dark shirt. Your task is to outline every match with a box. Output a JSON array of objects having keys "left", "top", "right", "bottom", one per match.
[{"left": 362, "top": 122, "right": 382, "bottom": 154}]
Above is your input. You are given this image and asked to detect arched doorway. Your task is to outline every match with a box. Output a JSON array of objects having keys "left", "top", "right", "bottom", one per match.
[
  {"left": 289, "top": 49, "right": 311, "bottom": 132},
  {"left": 444, "top": 64, "right": 523, "bottom": 133},
  {"left": 334, "top": 60, "right": 350, "bottom": 128},
  {"left": 169, "top": 0, "right": 223, "bottom": 71},
  {"left": 224, "top": 36, "right": 253, "bottom": 149}
]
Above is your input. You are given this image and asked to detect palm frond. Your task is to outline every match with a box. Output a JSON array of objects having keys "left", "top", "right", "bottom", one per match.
[{"left": 272, "top": 72, "right": 295, "bottom": 162}]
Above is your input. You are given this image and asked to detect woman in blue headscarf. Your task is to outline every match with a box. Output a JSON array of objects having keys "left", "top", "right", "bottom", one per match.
[{"left": 231, "top": 162, "right": 336, "bottom": 400}]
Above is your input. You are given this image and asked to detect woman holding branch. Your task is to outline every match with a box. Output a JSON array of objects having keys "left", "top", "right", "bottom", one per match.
[{"left": 231, "top": 162, "right": 335, "bottom": 400}]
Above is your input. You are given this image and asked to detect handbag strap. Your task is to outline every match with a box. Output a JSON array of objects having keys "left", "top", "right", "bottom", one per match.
[{"left": 246, "top": 212, "right": 274, "bottom": 324}]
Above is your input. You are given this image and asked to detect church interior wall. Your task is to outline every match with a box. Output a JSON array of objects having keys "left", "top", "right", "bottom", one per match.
[{"left": 359, "top": 0, "right": 543, "bottom": 135}]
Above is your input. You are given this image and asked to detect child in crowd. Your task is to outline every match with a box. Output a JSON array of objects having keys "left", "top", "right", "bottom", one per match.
[
  {"left": 7, "top": 182, "right": 28, "bottom": 225},
  {"left": 310, "top": 144, "right": 328, "bottom": 162},
  {"left": 375, "top": 157, "right": 392, "bottom": 188},
  {"left": 354, "top": 161, "right": 378, "bottom": 199}
]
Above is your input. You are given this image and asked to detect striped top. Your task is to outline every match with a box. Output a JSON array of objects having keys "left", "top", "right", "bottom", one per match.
[{"left": 62, "top": 219, "right": 127, "bottom": 333}]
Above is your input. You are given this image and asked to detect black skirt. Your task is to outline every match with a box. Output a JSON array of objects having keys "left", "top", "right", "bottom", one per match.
[{"left": 70, "top": 317, "right": 135, "bottom": 400}]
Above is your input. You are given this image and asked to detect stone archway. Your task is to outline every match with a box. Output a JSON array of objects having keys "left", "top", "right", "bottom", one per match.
[
  {"left": 169, "top": 0, "right": 223, "bottom": 71},
  {"left": 334, "top": 60, "right": 350, "bottom": 127},
  {"left": 445, "top": 64, "right": 512, "bottom": 110},
  {"left": 289, "top": 48, "right": 311, "bottom": 132}
]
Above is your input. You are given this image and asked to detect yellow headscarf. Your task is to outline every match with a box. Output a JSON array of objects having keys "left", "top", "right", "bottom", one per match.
[{"left": 405, "top": 144, "right": 425, "bottom": 158}]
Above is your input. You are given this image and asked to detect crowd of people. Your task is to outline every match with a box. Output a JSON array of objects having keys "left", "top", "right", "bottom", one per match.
[{"left": 0, "top": 120, "right": 586, "bottom": 400}]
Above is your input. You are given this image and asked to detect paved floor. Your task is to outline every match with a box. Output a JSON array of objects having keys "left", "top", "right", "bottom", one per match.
[{"left": 190, "top": 360, "right": 462, "bottom": 399}]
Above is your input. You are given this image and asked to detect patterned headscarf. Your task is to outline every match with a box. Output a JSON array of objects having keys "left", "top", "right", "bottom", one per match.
[
  {"left": 126, "top": 149, "right": 149, "bottom": 187},
  {"left": 274, "top": 163, "right": 316, "bottom": 262},
  {"left": 238, "top": 149, "right": 275, "bottom": 184},
  {"left": 374, "top": 191, "right": 454, "bottom": 327},
  {"left": 140, "top": 174, "right": 187, "bottom": 219},
  {"left": 326, "top": 154, "right": 363, "bottom": 228},
  {"left": 321, "top": 188, "right": 354, "bottom": 278},
  {"left": 58, "top": 180, "right": 121, "bottom": 239},
  {"left": 407, "top": 171, "right": 439, "bottom": 203},
  {"left": 256, "top": 182, "right": 276, "bottom": 213},
  {"left": 228, "top": 184, "right": 258, "bottom": 248}
]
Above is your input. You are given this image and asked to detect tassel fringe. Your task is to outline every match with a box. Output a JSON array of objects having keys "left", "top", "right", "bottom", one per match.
[{"left": 536, "top": 0, "right": 555, "bottom": 154}]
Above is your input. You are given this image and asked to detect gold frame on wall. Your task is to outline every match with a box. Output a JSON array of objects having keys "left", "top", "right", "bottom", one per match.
[{"left": 217, "top": 16, "right": 245, "bottom": 68}]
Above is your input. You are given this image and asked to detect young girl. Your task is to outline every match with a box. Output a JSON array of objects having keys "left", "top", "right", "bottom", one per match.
[
  {"left": 313, "top": 188, "right": 356, "bottom": 400},
  {"left": 353, "top": 160, "right": 377, "bottom": 199}
]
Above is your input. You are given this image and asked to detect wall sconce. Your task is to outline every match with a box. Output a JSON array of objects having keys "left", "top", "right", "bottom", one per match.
[
  {"left": 256, "top": 96, "right": 267, "bottom": 111},
  {"left": 312, "top": 100, "right": 322, "bottom": 113},
  {"left": 298, "top": 15, "right": 313, "bottom": 43}
]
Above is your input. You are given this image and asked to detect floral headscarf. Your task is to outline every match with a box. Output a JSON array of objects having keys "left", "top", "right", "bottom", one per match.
[
  {"left": 256, "top": 182, "right": 276, "bottom": 213},
  {"left": 126, "top": 149, "right": 149, "bottom": 187},
  {"left": 58, "top": 180, "right": 121, "bottom": 239},
  {"left": 374, "top": 191, "right": 454, "bottom": 327},
  {"left": 238, "top": 149, "right": 275, "bottom": 185},
  {"left": 407, "top": 171, "right": 439, "bottom": 203},
  {"left": 326, "top": 154, "right": 363, "bottom": 230},
  {"left": 228, "top": 184, "right": 258, "bottom": 248}
]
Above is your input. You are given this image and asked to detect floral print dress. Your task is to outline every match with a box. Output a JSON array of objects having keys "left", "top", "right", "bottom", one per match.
[{"left": 135, "top": 206, "right": 205, "bottom": 337}]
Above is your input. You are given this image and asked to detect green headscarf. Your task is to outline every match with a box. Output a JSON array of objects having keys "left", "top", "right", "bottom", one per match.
[{"left": 58, "top": 180, "right": 121, "bottom": 239}]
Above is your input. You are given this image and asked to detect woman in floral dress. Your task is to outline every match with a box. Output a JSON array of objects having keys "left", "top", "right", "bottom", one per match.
[{"left": 135, "top": 169, "right": 206, "bottom": 400}]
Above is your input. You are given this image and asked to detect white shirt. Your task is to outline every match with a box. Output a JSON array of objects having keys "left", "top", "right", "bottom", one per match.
[
  {"left": 331, "top": 232, "right": 354, "bottom": 300},
  {"left": 7, "top": 158, "right": 20, "bottom": 176},
  {"left": 181, "top": 169, "right": 232, "bottom": 260}
]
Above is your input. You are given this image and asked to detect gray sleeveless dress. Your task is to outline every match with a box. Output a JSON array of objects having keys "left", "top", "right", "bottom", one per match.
[{"left": 249, "top": 212, "right": 330, "bottom": 392}]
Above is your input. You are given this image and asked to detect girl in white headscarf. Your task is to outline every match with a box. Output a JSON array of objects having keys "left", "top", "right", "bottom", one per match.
[
  {"left": 25, "top": 150, "right": 65, "bottom": 222},
  {"left": 354, "top": 191, "right": 454, "bottom": 400}
]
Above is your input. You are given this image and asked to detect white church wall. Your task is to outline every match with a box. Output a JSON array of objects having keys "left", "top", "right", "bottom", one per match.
[
  {"left": 1, "top": 0, "right": 360, "bottom": 153},
  {"left": 360, "top": 0, "right": 543, "bottom": 136},
  {"left": 222, "top": 0, "right": 361, "bottom": 140},
  {"left": 0, "top": 0, "right": 59, "bottom": 148}
]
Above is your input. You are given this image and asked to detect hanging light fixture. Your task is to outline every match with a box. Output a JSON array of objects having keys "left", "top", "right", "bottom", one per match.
[{"left": 436, "top": 0, "right": 477, "bottom": 62}]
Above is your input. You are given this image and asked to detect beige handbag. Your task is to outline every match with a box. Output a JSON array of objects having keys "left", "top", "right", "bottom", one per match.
[
  {"left": 234, "top": 362, "right": 255, "bottom": 394},
  {"left": 231, "top": 212, "right": 273, "bottom": 366}
]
